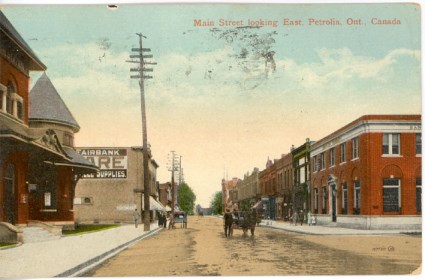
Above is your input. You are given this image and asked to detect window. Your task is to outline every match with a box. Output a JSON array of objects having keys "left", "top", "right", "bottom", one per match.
[
  {"left": 300, "top": 166, "right": 305, "bottom": 184},
  {"left": 417, "top": 178, "right": 421, "bottom": 213},
  {"left": 0, "top": 90, "right": 3, "bottom": 110},
  {"left": 354, "top": 180, "right": 361, "bottom": 214},
  {"left": 352, "top": 138, "right": 359, "bottom": 159},
  {"left": 6, "top": 87, "right": 13, "bottom": 114},
  {"left": 314, "top": 188, "right": 318, "bottom": 212},
  {"left": 382, "top": 133, "right": 400, "bottom": 155},
  {"left": 321, "top": 186, "right": 327, "bottom": 213},
  {"left": 330, "top": 148, "right": 335, "bottom": 166},
  {"left": 340, "top": 143, "right": 346, "bottom": 163},
  {"left": 44, "top": 192, "right": 52, "bottom": 207},
  {"left": 342, "top": 183, "right": 347, "bottom": 214},
  {"left": 383, "top": 178, "right": 400, "bottom": 212},
  {"left": 416, "top": 134, "right": 421, "bottom": 155},
  {"left": 63, "top": 133, "right": 74, "bottom": 147},
  {"left": 320, "top": 152, "right": 326, "bottom": 170},
  {"left": 3, "top": 82, "right": 24, "bottom": 121},
  {"left": 313, "top": 155, "right": 318, "bottom": 172},
  {"left": 16, "top": 101, "right": 23, "bottom": 120}
]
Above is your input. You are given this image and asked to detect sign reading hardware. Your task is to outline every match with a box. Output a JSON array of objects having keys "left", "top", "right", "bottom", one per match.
[{"left": 78, "top": 148, "right": 128, "bottom": 179}]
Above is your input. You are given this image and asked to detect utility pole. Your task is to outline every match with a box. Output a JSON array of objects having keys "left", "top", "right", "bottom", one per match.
[
  {"left": 128, "top": 33, "right": 156, "bottom": 231},
  {"left": 167, "top": 151, "right": 179, "bottom": 217},
  {"left": 179, "top": 156, "right": 182, "bottom": 185}
]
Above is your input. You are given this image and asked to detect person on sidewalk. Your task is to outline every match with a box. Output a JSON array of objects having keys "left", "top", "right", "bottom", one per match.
[
  {"left": 168, "top": 212, "right": 175, "bottom": 230},
  {"left": 162, "top": 212, "right": 167, "bottom": 228},
  {"left": 299, "top": 210, "right": 304, "bottom": 226},
  {"left": 291, "top": 210, "right": 298, "bottom": 226},
  {"left": 133, "top": 209, "right": 140, "bottom": 228},
  {"left": 307, "top": 211, "right": 312, "bottom": 226}
]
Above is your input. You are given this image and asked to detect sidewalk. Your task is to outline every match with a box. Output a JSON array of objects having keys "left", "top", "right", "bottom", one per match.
[
  {"left": 0, "top": 223, "right": 162, "bottom": 278},
  {"left": 258, "top": 219, "right": 422, "bottom": 236}
]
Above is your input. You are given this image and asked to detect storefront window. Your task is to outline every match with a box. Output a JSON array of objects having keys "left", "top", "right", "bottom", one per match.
[
  {"left": 342, "top": 183, "right": 347, "bottom": 214},
  {"left": 416, "top": 178, "right": 421, "bottom": 213},
  {"left": 383, "top": 178, "right": 400, "bottom": 212},
  {"left": 354, "top": 180, "right": 361, "bottom": 214},
  {"left": 416, "top": 134, "right": 421, "bottom": 155},
  {"left": 321, "top": 186, "right": 327, "bottom": 214}
]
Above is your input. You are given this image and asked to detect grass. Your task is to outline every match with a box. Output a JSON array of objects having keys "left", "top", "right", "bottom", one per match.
[
  {"left": 0, "top": 242, "right": 17, "bottom": 249},
  {"left": 62, "top": 224, "right": 119, "bottom": 236}
]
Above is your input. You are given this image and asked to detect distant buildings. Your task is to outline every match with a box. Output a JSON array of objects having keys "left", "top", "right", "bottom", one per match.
[
  {"left": 236, "top": 168, "right": 260, "bottom": 211},
  {"left": 230, "top": 115, "right": 421, "bottom": 230},
  {"left": 222, "top": 177, "right": 240, "bottom": 211}
]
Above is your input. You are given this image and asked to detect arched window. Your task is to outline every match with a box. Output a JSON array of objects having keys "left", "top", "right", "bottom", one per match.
[
  {"left": 6, "top": 82, "right": 14, "bottom": 115},
  {"left": 3, "top": 81, "right": 24, "bottom": 120}
]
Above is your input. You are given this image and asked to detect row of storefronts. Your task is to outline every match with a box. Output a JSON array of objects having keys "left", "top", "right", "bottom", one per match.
[{"left": 226, "top": 115, "right": 421, "bottom": 230}]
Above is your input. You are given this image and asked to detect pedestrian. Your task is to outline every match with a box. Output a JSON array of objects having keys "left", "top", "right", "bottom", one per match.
[
  {"left": 133, "top": 208, "right": 139, "bottom": 228},
  {"left": 163, "top": 212, "right": 167, "bottom": 228},
  {"left": 292, "top": 211, "right": 298, "bottom": 226},
  {"left": 168, "top": 212, "right": 175, "bottom": 230},
  {"left": 158, "top": 211, "right": 162, "bottom": 227},
  {"left": 299, "top": 210, "right": 304, "bottom": 226},
  {"left": 307, "top": 211, "right": 312, "bottom": 226}
]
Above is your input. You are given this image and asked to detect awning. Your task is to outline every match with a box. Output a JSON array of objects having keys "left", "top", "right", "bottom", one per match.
[
  {"left": 251, "top": 200, "right": 263, "bottom": 210},
  {"left": 141, "top": 195, "right": 166, "bottom": 211}
]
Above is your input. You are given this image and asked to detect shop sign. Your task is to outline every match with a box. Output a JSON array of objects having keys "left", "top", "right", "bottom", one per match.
[{"left": 77, "top": 148, "right": 128, "bottom": 179}]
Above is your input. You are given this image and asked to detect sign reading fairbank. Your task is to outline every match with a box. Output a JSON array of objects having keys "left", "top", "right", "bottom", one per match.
[{"left": 77, "top": 148, "right": 128, "bottom": 179}]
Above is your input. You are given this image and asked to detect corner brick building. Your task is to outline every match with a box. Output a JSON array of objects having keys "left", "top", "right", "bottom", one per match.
[{"left": 310, "top": 115, "right": 421, "bottom": 229}]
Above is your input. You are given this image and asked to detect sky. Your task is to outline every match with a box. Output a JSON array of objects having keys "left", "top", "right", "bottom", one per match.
[{"left": 1, "top": 1, "right": 421, "bottom": 207}]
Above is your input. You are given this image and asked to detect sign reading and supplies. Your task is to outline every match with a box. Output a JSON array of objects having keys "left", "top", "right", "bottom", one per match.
[{"left": 77, "top": 148, "right": 128, "bottom": 179}]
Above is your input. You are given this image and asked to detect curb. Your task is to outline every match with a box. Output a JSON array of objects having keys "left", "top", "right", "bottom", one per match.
[
  {"left": 55, "top": 227, "right": 163, "bottom": 277},
  {"left": 259, "top": 223, "right": 422, "bottom": 236}
]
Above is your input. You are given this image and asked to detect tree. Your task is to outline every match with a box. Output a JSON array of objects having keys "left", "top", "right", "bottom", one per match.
[
  {"left": 178, "top": 182, "right": 196, "bottom": 213},
  {"left": 195, "top": 204, "right": 202, "bottom": 214},
  {"left": 210, "top": 191, "right": 223, "bottom": 215}
]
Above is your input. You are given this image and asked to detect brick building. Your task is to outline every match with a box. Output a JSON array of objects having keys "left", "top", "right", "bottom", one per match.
[
  {"left": 259, "top": 158, "right": 277, "bottom": 219},
  {"left": 236, "top": 167, "right": 260, "bottom": 211},
  {"left": 274, "top": 152, "right": 293, "bottom": 220},
  {"left": 310, "top": 115, "right": 421, "bottom": 229},
  {"left": 0, "top": 11, "right": 96, "bottom": 238},
  {"left": 291, "top": 139, "right": 313, "bottom": 219},
  {"left": 222, "top": 177, "right": 240, "bottom": 211},
  {"left": 158, "top": 182, "right": 173, "bottom": 211}
]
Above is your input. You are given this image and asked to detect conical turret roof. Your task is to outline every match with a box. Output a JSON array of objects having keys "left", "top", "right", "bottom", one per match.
[{"left": 30, "top": 73, "right": 80, "bottom": 132}]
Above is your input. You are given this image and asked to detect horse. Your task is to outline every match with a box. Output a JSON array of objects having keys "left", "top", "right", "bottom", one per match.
[{"left": 223, "top": 212, "right": 233, "bottom": 237}]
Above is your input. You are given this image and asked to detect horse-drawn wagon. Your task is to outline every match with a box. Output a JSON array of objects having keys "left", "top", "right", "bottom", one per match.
[
  {"left": 224, "top": 209, "right": 259, "bottom": 237},
  {"left": 173, "top": 211, "right": 187, "bottom": 228}
]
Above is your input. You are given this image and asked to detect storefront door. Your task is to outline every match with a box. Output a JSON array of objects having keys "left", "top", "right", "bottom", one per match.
[{"left": 331, "top": 184, "right": 337, "bottom": 222}]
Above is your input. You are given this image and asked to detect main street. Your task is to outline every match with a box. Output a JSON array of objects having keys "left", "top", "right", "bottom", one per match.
[{"left": 84, "top": 216, "right": 421, "bottom": 276}]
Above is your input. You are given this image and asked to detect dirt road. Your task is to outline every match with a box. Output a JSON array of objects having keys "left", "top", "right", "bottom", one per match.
[{"left": 85, "top": 216, "right": 421, "bottom": 276}]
